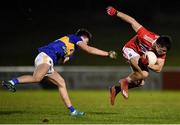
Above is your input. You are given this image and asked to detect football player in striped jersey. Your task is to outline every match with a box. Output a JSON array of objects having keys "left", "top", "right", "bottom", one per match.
[{"left": 1, "top": 28, "right": 117, "bottom": 116}]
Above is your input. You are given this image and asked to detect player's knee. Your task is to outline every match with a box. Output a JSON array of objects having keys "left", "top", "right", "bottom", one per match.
[
  {"left": 140, "top": 71, "right": 149, "bottom": 79},
  {"left": 33, "top": 76, "right": 43, "bottom": 82},
  {"left": 137, "top": 71, "right": 148, "bottom": 79},
  {"left": 57, "top": 79, "right": 66, "bottom": 88}
]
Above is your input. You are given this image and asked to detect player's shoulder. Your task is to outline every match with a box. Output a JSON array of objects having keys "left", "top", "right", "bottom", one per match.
[
  {"left": 68, "top": 34, "right": 81, "bottom": 39},
  {"left": 67, "top": 34, "right": 76, "bottom": 37},
  {"left": 68, "top": 34, "right": 83, "bottom": 44},
  {"left": 138, "top": 26, "right": 158, "bottom": 35},
  {"left": 138, "top": 26, "right": 159, "bottom": 42}
]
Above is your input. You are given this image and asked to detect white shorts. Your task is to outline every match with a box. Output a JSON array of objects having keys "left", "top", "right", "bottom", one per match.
[
  {"left": 122, "top": 47, "right": 140, "bottom": 60},
  {"left": 34, "top": 52, "right": 54, "bottom": 75}
]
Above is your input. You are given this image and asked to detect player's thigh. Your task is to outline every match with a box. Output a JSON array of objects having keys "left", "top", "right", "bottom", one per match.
[
  {"left": 141, "top": 70, "right": 149, "bottom": 78},
  {"left": 123, "top": 47, "right": 140, "bottom": 61},
  {"left": 33, "top": 63, "right": 50, "bottom": 80},
  {"left": 129, "top": 57, "right": 141, "bottom": 72},
  {"left": 124, "top": 48, "right": 149, "bottom": 74},
  {"left": 34, "top": 52, "right": 54, "bottom": 80},
  {"left": 123, "top": 47, "right": 141, "bottom": 71}
]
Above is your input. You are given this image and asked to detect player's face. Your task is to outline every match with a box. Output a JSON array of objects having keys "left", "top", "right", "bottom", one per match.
[{"left": 155, "top": 44, "right": 167, "bottom": 55}]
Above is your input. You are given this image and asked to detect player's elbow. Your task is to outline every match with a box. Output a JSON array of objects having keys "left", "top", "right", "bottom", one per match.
[
  {"left": 154, "top": 67, "right": 162, "bottom": 73},
  {"left": 155, "top": 69, "right": 162, "bottom": 73}
]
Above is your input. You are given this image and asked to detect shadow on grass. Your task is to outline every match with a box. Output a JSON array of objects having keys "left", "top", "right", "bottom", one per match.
[
  {"left": 87, "top": 111, "right": 119, "bottom": 115},
  {"left": 0, "top": 110, "right": 25, "bottom": 115}
]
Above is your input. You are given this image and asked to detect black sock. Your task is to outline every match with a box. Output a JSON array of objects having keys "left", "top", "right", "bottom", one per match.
[
  {"left": 115, "top": 82, "right": 140, "bottom": 94},
  {"left": 115, "top": 86, "right": 121, "bottom": 95}
]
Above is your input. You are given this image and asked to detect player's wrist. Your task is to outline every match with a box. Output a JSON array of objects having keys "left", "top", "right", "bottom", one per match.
[{"left": 116, "top": 11, "right": 119, "bottom": 16}]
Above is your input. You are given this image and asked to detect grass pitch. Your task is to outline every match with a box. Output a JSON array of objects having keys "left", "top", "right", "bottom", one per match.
[{"left": 0, "top": 90, "right": 180, "bottom": 124}]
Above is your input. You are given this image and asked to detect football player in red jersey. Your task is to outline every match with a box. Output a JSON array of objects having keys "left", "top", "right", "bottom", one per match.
[{"left": 106, "top": 6, "right": 172, "bottom": 105}]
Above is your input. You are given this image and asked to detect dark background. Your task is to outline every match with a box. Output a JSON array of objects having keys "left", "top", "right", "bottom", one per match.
[{"left": 1, "top": 0, "right": 180, "bottom": 66}]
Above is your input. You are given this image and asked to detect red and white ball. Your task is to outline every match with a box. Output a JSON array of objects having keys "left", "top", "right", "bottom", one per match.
[{"left": 145, "top": 51, "right": 157, "bottom": 65}]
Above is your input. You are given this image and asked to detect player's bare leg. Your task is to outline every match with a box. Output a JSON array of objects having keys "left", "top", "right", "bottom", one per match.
[
  {"left": 110, "top": 57, "right": 149, "bottom": 105},
  {"left": 18, "top": 64, "right": 50, "bottom": 83},
  {"left": 117, "top": 58, "right": 140, "bottom": 100},
  {"left": 1, "top": 63, "right": 50, "bottom": 92},
  {"left": 47, "top": 71, "right": 84, "bottom": 116},
  {"left": 122, "top": 57, "right": 149, "bottom": 94},
  {"left": 47, "top": 71, "right": 72, "bottom": 107}
]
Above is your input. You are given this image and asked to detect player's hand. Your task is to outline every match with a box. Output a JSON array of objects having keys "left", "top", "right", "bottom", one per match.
[
  {"left": 106, "top": 6, "right": 117, "bottom": 16},
  {"left": 139, "top": 54, "right": 149, "bottom": 65},
  {"left": 108, "top": 51, "right": 117, "bottom": 59}
]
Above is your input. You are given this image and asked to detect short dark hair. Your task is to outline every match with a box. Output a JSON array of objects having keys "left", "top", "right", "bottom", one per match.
[
  {"left": 156, "top": 35, "right": 172, "bottom": 51},
  {"left": 76, "top": 28, "right": 92, "bottom": 40}
]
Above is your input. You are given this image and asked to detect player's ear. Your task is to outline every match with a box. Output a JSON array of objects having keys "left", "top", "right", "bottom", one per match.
[{"left": 81, "top": 36, "right": 89, "bottom": 44}]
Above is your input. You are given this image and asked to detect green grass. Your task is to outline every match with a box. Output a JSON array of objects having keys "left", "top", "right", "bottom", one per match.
[{"left": 0, "top": 90, "right": 180, "bottom": 124}]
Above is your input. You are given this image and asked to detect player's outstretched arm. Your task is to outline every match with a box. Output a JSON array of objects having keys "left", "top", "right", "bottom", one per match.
[
  {"left": 106, "top": 6, "right": 142, "bottom": 32},
  {"left": 77, "top": 42, "right": 117, "bottom": 59}
]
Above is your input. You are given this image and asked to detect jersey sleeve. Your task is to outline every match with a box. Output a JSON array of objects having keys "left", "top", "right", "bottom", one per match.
[
  {"left": 137, "top": 27, "right": 150, "bottom": 38},
  {"left": 137, "top": 26, "right": 158, "bottom": 44},
  {"left": 68, "top": 34, "right": 83, "bottom": 45}
]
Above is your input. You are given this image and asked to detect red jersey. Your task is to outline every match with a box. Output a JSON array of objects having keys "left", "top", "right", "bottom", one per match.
[{"left": 124, "top": 26, "right": 166, "bottom": 59}]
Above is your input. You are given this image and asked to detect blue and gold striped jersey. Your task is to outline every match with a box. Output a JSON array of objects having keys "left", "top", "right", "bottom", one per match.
[{"left": 38, "top": 34, "right": 82, "bottom": 64}]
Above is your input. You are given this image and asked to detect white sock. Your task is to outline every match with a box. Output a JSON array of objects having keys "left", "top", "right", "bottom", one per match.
[
  {"left": 126, "top": 77, "right": 132, "bottom": 83},
  {"left": 9, "top": 80, "right": 15, "bottom": 85}
]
